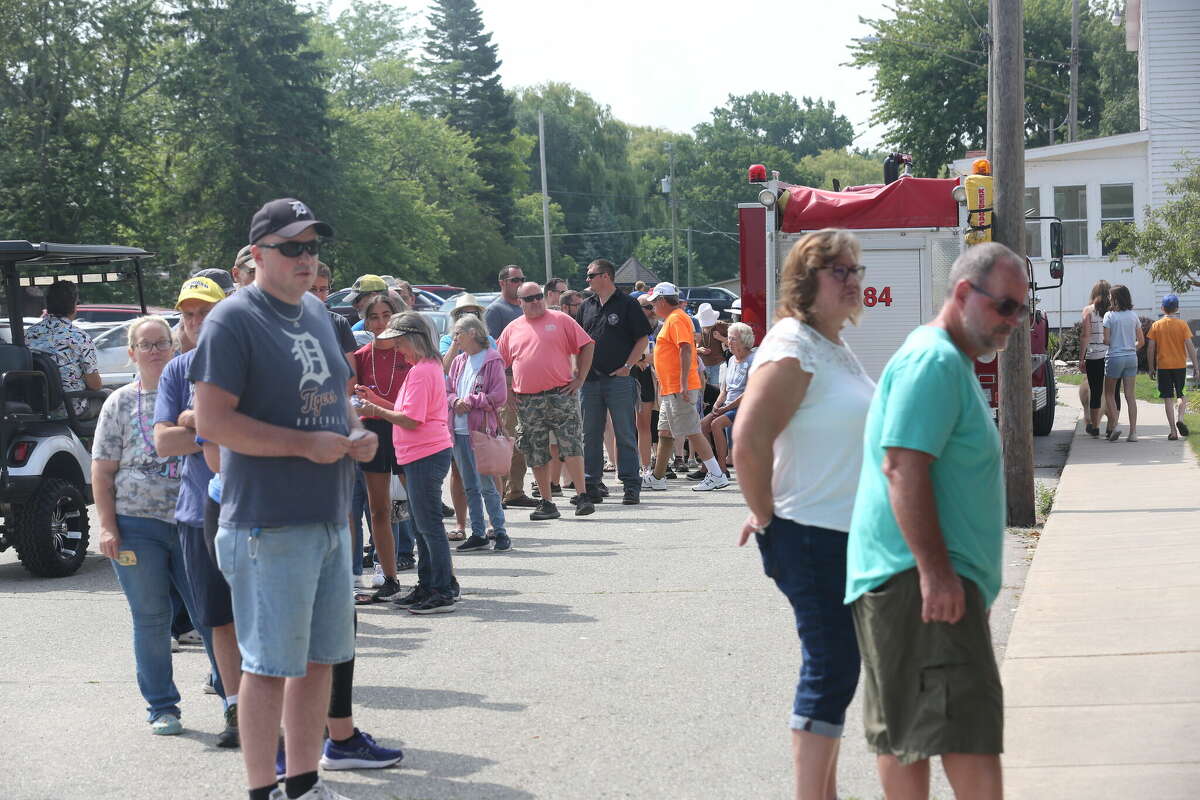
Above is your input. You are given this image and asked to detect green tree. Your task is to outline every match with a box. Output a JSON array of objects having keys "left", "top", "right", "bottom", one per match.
[
  {"left": 419, "top": 0, "right": 520, "bottom": 233},
  {"left": 1101, "top": 159, "right": 1200, "bottom": 292},
  {"left": 148, "top": 0, "right": 336, "bottom": 275},
  {"left": 848, "top": 0, "right": 1139, "bottom": 177},
  {"left": 308, "top": 0, "right": 419, "bottom": 111},
  {"left": 798, "top": 149, "right": 886, "bottom": 189},
  {"left": 633, "top": 234, "right": 708, "bottom": 286},
  {"left": 510, "top": 193, "right": 576, "bottom": 281}
]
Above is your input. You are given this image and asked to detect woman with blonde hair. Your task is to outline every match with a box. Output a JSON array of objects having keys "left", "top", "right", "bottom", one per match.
[{"left": 733, "top": 229, "right": 875, "bottom": 800}]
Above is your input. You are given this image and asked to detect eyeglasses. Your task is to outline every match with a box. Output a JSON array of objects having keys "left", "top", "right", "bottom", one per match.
[
  {"left": 640, "top": 305, "right": 653, "bottom": 312},
  {"left": 519, "top": 293, "right": 544, "bottom": 303},
  {"left": 968, "top": 282, "right": 1030, "bottom": 318},
  {"left": 585, "top": 271, "right": 608, "bottom": 280},
  {"left": 257, "top": 240, "right": 321, "bottom": 258},
  {"left": 817, "top": 264, "right": 867, "bottom": 282},
  {"left": 135, "top": 340, "right": 172, "bottom": 353},
  {"left": 504, "top": 276, "right": 525, "bottom": 284}
]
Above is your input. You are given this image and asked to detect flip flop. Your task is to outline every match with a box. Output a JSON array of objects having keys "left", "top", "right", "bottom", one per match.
[
  {"left": 1106, "top": 428, "right": 1121, "bottom": 442},
  {"left": 1168, "top": 433, "right": 1179, "bottom": 441},
  {"left": 447, "top": 529, "right": 466, "bottom": 541}
]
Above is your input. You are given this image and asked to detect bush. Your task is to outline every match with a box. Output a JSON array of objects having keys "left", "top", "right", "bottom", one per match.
[{"left": 1055, "top": 322, "right": 1082, "bottom": 363}]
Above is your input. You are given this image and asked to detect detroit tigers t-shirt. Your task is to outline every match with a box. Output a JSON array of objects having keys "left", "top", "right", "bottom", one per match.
[{"left": 189, "top": 285, "right": 353, "bottom": 527}]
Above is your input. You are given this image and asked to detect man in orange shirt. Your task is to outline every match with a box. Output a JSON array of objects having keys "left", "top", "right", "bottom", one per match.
[
  {"left": 645, "top": 283, "right": 730, "bottom": 492},
  {"left": 1146, "top": 293, "right": 1198, "bottom": 440}
]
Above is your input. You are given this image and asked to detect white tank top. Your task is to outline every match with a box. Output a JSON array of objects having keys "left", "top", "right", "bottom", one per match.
[
  {"left": 1084, "top": 307, "right": 1108, "bottom": 359},
  {"left": 749, "top": 317, "right": 876, "bottom": 532}
]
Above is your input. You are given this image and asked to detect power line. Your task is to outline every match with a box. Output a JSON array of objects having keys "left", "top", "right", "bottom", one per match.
[{"left": 513, "top": 227, "right": 736, "bottom": 240}]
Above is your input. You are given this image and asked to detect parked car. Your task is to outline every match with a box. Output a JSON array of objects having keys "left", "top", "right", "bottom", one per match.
[
  {"left": 439, "top": 291, "right": 500, "bottom": 312},
  {"left": 678, "top": 286, "right": 739, "bottom": 319},
  {"left": 92, "top": 315, "right": 180, "bottom": 387},
  {"left": 415, "top": 284, "right": 465, "bottom": 300},
  {"left": 76, "top": 303, "right": 173, "bottom": 324},
  {"left": 326, "top": 286, "right": 439, "bottom": 322}
]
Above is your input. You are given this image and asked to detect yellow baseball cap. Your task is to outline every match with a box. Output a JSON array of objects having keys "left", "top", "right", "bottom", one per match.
[{"left": 175, "top": 276, "right": 225, "bottom": 309}]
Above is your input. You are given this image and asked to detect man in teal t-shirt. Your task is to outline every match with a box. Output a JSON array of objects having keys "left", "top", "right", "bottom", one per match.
[{"left": 846, "top": 242, "right": 1026, "bottom": 798}]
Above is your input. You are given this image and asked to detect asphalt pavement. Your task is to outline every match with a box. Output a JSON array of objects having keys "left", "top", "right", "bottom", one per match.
[{"left": 1, "top": 396, "right": 1079, "bottom": 800}]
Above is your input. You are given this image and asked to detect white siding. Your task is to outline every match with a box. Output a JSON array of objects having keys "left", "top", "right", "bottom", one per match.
[{"left": 1142, "top": 0, "right": 1200, "bottom": 208}]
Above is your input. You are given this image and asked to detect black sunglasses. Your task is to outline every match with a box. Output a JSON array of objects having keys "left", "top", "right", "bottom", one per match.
[
  {"left": 585, "top": 271, "right": 608, "bottom": 280},
  {"left": 504, "top": 276, "right": 525, "bottom": 283},
  {"left": 258, "top": 240, "right": 321, "bottom": 258},
  {"left": 519, "top": 293, "right": 544, "bottom": 303},
  {"left": 968, "top": 282, "right": 1030, "bottom": 318}
]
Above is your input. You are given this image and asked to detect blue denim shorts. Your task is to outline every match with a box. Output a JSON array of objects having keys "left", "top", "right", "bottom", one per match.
[
  {"left": 756, "top": 516, "right": 861, "bottom": 736},
  {"left": 1105, "top": 352, "right": 1138, "bottom": 379},
  {"left": 214, "top": 522, "right": 354, "bottom": 678}
]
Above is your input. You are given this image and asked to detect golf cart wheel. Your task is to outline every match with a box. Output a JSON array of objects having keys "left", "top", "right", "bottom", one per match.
[
  {"left": 13, "top": 478, "right": 90, "bottom": 577},
  {"left": 1033, "top": 365, "right": 1056, "bottom": 437}
]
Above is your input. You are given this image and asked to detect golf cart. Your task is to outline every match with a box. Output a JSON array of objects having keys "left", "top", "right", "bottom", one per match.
[{"left": 0, "top": 242, "right": 152, "bottom": 577}]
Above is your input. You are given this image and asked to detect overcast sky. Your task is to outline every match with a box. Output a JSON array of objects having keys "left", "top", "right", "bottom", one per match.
[{"left": 402, "top": 0, "right": 893, "bottom": 148}]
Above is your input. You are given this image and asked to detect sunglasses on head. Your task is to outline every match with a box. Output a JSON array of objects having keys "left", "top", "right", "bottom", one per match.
[
  {"left": 519, "top": 293, "right": 544, "bottom": 303},
  {"left": 968, "top": 282, "right": 1029, "bottom": 318},
  {"left": 258, "top": 240, "right": 321, "bottom": 258}
]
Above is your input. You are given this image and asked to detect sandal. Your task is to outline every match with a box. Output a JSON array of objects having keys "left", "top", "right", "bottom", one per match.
[{"left": 447, "top": 529, "right": 467, "bottom": 541}]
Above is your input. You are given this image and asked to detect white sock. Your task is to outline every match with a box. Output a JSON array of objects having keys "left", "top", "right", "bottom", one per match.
[
  {"left": 224, "top": 693, "right": 238, "bottom": 710},
  {"left": 702, "top": 457, "right": 724, "bottom": 477}
]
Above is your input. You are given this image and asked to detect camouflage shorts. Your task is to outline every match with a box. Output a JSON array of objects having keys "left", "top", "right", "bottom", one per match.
[{"left": 515, "top": 390, "right": 583, "bottom": 468}]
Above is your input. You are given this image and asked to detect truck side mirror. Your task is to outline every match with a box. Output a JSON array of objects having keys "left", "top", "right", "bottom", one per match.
[
  {"left": 1049, "top": 259, "right": 1064, "bottom": 280},
  {"left": 1050, "top": 220, "right": 1063, "bottom": 260}
]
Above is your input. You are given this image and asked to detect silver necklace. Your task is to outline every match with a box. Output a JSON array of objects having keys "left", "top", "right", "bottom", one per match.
[{"left": 260, "top": 287, "right": 304, "bottom": 328}]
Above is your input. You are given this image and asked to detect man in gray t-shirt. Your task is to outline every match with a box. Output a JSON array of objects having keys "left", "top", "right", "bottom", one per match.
[
  {"left": 484, "top": 265, "right": 538, "bottom": 507},
  {"left": 192, "top": 197, "right": 377, "bottom": 800}
]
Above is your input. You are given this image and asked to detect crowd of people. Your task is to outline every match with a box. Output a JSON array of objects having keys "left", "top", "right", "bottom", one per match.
[
  {"left": 61, "top": 192, "right": 1193, "bottom": 800},
  {"left": 83, "top": 197, "right": 759, "bottom": 800}
]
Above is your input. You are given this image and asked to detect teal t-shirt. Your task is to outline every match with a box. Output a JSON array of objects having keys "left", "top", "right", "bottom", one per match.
[{"left": 845, "top": 325, "right": 1005, "bottom": 607}]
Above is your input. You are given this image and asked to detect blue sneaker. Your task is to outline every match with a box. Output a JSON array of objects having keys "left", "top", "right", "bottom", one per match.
[
  {"left": 320, "top": 729, "right": 404, "bottom": 770},
  {"left": 276, "top": 744, "right": 286, "bottom": 780}
]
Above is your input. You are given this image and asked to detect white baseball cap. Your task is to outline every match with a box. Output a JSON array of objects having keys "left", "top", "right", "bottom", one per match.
[
  {"left": 696, "top": 303, "right": 719, "bottom": 328},
  {"left": 648, "top": 282, "right": 678, "bottom": 300}
]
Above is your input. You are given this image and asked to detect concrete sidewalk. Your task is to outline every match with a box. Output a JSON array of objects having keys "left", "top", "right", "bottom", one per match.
[{"left": 1003, "top": 397, "right": 1200, "bottom": 798}]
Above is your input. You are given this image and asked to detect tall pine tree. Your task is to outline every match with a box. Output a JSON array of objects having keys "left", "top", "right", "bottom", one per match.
[{"left": 419, "top": 0, "right": 519, "bottom": 234}]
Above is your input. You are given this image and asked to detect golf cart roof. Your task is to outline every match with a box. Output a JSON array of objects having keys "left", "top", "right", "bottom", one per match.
[{"left": 0, "top": 241, "right": 154, "bottom": 269}]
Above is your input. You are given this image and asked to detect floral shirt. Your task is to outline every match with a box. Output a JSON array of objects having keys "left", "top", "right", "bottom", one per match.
[
  {"left": 92, "top": 382, "right": 183, "bottom": 524},
  {"left": 25, "top": 315, "right": 98, "bottom": 415}
]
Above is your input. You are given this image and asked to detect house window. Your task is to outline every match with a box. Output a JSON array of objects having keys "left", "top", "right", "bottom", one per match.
[
  {"left": 1024, "top": 187, "right": 1042, "bottom": 258},
  {"left": 1053, "top": 185, "right": 1088, "bottom": 256},
  {"left": 1100, "top": 184, "right": 1134, "bottom": 256}
]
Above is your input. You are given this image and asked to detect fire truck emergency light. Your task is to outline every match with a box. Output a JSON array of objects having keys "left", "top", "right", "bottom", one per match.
[{"left": 747, "top": 164, "right": 768, "bottom": 183}]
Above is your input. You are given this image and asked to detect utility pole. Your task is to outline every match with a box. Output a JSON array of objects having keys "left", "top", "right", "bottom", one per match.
[
  {"left": 992, "top": 0, "right": 1036, "bottom": 527},
  {"left": 686, "top": 227, "right": 693, "bottom": 288},
  {"left": 1068, "top": 0, "right": 1080, "bottom": 142},
  {"left": 538, "top": 110, "right": 552, "bottom": 282},
  {"left": 666, "top": 142, "right": 678, "bottom": 286}
]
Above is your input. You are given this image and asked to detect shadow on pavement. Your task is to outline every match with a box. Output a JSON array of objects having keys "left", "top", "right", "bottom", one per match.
[
  {"left": 453, "top": 595, "right": 597, "bottom": 625},
  {"left": 325, "top": 747, "right": 536, "bottom": 799},
  {"left": 0, "top": 551, "right": 123, "bottom": 595},
  {"left": 354, "top": 686, "right": 527, "bottom": 714}
]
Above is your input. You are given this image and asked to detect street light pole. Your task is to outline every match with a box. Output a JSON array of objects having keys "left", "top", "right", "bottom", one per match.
[
  {"left": 667, "top": 143, "right": 678, "bottom": 286},
  {"left": 538, "top": 110, "right": 552, "bottom": 282}
]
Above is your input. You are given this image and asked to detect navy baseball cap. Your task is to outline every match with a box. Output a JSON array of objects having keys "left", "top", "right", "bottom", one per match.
[{"left": 249, "top": 198, "right": 333, "bottom": 244}]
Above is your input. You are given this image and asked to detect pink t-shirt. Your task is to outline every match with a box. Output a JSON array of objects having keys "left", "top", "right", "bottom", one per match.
[
  {"left": 497, "top": 309, "right": 593, "bottom": 394},
  {"left": 392, "top": 359, "right": 453, "bottom": 465}
]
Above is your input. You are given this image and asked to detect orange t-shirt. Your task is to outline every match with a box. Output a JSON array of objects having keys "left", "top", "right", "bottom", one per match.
[
  {"left": 654, "top": 308, "right": 702, "bottom": 395},
  {"left": 1147, "top": 316, "right": 1192, "bottom": 370}
]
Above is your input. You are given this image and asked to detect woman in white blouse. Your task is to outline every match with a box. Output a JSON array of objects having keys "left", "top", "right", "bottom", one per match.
[{"left": 734, "top": 229, "right": 875, "bottom": 800}]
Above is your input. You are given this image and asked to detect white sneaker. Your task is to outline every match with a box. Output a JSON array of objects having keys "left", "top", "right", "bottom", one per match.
[
  {"left": 643, "top": 473, "right": 668, "bottom": 491},
  {"left": 297, "top": 779, "right": 356, "bottom": 799},
  {"left": 692, "top": 472, "right": 730, "bottom": 491},
  {"left": 176, "top": 629, "right": 203, "bottom": 645}
]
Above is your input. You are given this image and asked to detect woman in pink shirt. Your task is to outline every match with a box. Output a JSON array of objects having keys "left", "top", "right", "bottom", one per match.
[{"left": 356, "top": 312, "right": 456, "bottom": 615}]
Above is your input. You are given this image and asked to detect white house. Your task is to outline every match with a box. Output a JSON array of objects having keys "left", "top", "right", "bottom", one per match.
[{"left": 952, "top": 0, "right": 1199, "bottom": 328}]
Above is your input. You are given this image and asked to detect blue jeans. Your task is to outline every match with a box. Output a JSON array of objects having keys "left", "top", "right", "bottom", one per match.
[
  {"left": 756, "top": 517, "right": 861, "bottom": 736},
  {"left": 452, "top": 432, "right": 507, "bottom": 538},
  {"left": 110, "top": 515, "right": 206, "bottom": 722},
  {"left": 581, "top": 374, "right": 641, "bottom": 490},
  {"left": 215, "top": 523, "right": 355, "bottom": 678},
  {"left": 401, "top": 447, "right": 454, "bottom": 598}
]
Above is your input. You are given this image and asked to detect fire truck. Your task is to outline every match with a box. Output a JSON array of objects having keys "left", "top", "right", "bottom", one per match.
[{"left": 737, "top": 160, "right": 1064, "bottom": 436}]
